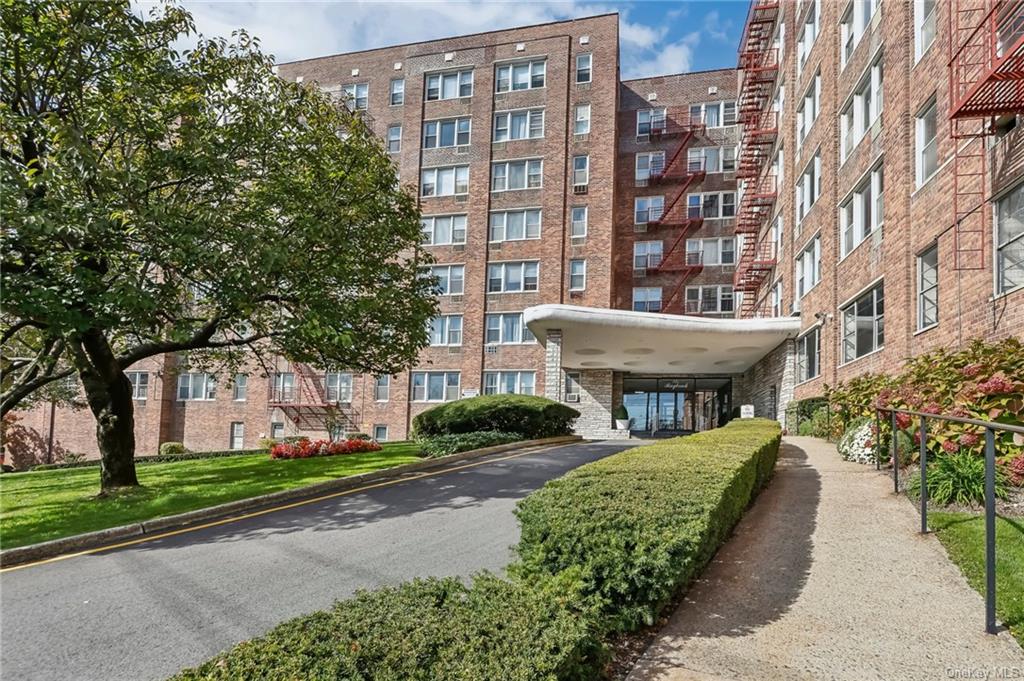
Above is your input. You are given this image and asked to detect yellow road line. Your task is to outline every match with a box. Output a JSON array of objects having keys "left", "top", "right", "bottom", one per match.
[{"left": 0, "top": 442, "right": 572, "bottom": 574}]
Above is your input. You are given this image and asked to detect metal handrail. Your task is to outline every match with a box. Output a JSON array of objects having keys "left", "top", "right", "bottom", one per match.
[{"left": 807, "top": 400, "right": 1020, "bottom": 636}]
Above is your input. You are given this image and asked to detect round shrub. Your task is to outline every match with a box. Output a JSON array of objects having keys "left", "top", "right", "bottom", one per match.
[
  {"left": 837, "top": 418, "right": 875, "bottom": 465},
  {"left": 159, "top": 442, "right": 188, "bottom": 457},
  {"left": 412, "top": 394, "right": 579, "bottom": 439}
]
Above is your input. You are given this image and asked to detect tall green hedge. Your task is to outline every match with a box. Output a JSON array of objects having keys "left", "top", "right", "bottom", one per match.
[
  {"left": 513, "top": 418, "right": 782, "bottom": 632},
  {"left": 412, "top": 394, "right": 580, "bottom": 439}
]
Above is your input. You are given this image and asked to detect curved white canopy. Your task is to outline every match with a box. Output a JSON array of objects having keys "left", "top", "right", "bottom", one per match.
[{"left": 524, "top": 304, "right": 801, "bottom": 374}]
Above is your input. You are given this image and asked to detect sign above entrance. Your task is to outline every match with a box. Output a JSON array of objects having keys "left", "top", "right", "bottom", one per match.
[{"left": 740, "top": 404, "right": 755, "bottom": 418}]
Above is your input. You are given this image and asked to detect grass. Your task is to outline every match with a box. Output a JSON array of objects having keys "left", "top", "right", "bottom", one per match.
[
  {"left": 0, "top": 442, "right": 422, "bottom": 550},
  {"left": 930, "top": 511, "right": 1024, "bottom": 646}
]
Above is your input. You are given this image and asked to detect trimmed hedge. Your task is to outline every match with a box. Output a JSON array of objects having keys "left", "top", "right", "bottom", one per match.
[
  {"left": 512, "top": 418, "right": 782, "bottom": 632},
  {"left": 30, "top": 448, "right": 267, "bottom": 471},
  {"left": 171, "top": 572, "right": 601, "bottom": 681},
  {"left": 412, "top": 394, "right": 579, "bottom": 439},
  {"left": 419, "top": 431, "right": 521, "bottom": 458}
]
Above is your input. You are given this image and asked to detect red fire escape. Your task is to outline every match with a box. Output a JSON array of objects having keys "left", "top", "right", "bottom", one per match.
[
  {"left": 638, "top": 109, "right": 709, "bottom": 313},
  {"left": 735, "top": 0, "right": 781, "bottom": 317},
  {"left": 267, "top": 363, "right": 359, "bottom": 433},
  {"left": 948, "top": 0, "right": 1024, "bottom": 270}
]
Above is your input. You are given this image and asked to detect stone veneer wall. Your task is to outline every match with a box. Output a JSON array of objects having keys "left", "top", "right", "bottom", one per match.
[
  {"left": 543, "top": 328, "right": 628, "bottom": 439},
  {"left": 734, "top": 339, "right": 795, "bottom": 425}
]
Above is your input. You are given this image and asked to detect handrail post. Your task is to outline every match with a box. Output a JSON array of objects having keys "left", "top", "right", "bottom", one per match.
[
  {"left": 891, "top": 410, "right": 899, "bottom": 493},
  {"left": 984, "top": 427, "right": 996, "bottom": 634},
  {"left": 919, "top": 415, "right": 928, "bottom": 534},
  {"left": 875, "top": 410, "right": 882, "bottom": 470}
]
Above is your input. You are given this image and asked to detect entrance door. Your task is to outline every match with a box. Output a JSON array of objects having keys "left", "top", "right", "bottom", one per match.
[{"left": 622, "top": 376, "right": 732, "bottom": 435}]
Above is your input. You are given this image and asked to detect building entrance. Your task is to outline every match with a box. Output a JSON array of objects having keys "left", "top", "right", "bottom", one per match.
[{"left": 622, "top": 376, "right": 732, "bottom": 435}]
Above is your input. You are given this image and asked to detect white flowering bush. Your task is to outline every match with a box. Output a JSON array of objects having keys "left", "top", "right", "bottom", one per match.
[{"left": 837, "top": 418, "right": 875, "bottom": 465}]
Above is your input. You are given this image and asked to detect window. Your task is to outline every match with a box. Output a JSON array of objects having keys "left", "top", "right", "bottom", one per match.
[
  {"left": 390, "top": 78, "right": 405, "bottom": 105},
  {"left": 771, "top": 212, "right": 784, "bottom": 258},
  {"left": 996, "top": 183, "right": 1024, "bottom": 294},
  {"left": 635, "top": 196, "right": 664, "bottom": 224},
  {"left": 421, "top": 214, "right": 467, "bottom": 246},
  {"left": 177, "top": 373, "right": 216, "bottom": 401},
  {"left": 494, "top": 109, "right": 544, "bottom": 141},
  {"left": 496, "top": 59, "right": 546, "bottom": 92},
  {"left": 574, "top": 104, "right": 591, "bottom": 135},
  {"left": 484, "top": 312, "right": 536, "bottom": 344},
  {"left": 688, "top": 146, "right": 721, "bottom": 173},
  {"left": 565, "top": 371, "right": 582, "bottom": 402},
  {"left": 571, "top": 206, "right": 588, "bottom": 237},
  {"left": 411, "top": 372, "right": 460, "bottom": 402},
  {"left": 572, "top": 155, "right": 589, "bottom": 186},
  {"left": 491, "top": 159, "right": 543, "bottom": 191},
  {"left": 636, "top": 151, "right": 666, "bottom": 182},
  {"left": 917, "top": 245, "right": 939, "bottom": 329},
  {"left": 637, "top": 107, "right": 667, "bottom": 135},
  {"left": 842, "top": 282, "right": 885, "bottom": 362},
  {"left": 795, "top": 151, "right": 821, "bottom": 228},
  {"left": 915, "top": 0, "right": 937, "bottom": 61},
  {"left": 423, "top": 117, "right": 470, "bottom": 149},
  {"left": 840, "top": 56, "right": 884, "bottom": 160},
  {"left": 569, "top": 259, "right": 586, "bottom": 290},
  {"left": 634, "top": 241, "right": 663, "bottom": 269},
  {"left": 686, "top": 192, "right": 737, "bottom": 219},
  {"left": 840, "top": 164, "right": 884, "bottom": 257},
  {"left": 426, "top": 70, "right": 473, "bottom": 100},
  {"left": 797, "top": 0, "right": 820, "bottom": 76},
  {"left": 373, "top": 425, "right": 389, "bottom": 441},
  {"left": 232, "top": 374, "right": 247, "bottom": 401},
  {"left": 796, "top": 327, "right": 820, "bottom": 383},
  {"left": 385, "top": 124, "right": 401, "bottom": 152},
  {"left": 575, "top": 53, "right": 592, "bottom": 83},
  {"left": 916, "top": 99, "right": 938, "bottom": 186},
  {"left": 127, "top": 371, "right": 149, "bottom": 400},
  {"left": 343, "top": 83, "right": 368, "bottom": 110},
  {"left": 427, "top": 315, "right": 463, "bottom": 346},
  {"left": 685, "top": 285, "right": 735, "bottom": 314},
  {"left": 686, "top": 237, "right": 736, "bottom": 265},
  {"left": 795, "top": 235, "right": 821, "bottom": 299},
  {"left": 424, "top": 264, "right": 465, "bottom": 295},
  {"left": 421, "top": 166, "right": 469, "bottom": 197},
  {"left": 690, "top": 101, "right": 736, "bottom": 127},
  {"left": 484, "top": 371, "right": 536, "bottom": 396},
  {"left": 633, "top": 287, "right": 662, "bottom": 312},
  {"left": 771, "top": 279, "right": 784, "bottom": 316},
  {"left": 487, "top": 261, "right": 539, "bottom": 293},
  {"left": 841, "top": 0, "right": 880, "bottom": 68},
  {"left": 489, "top": 209, "right": 541, "bottom": 242},
  {"left": 374, "top": 375, "right": 390, "bottom": 402},
  {"left": 230, "top": 422, "right": 245, "bottom": 450},
  {"left": 325, "top": 372, "right": 353, "bottom": 402},
  {"left": 271, "top": 422, "right": 285, "bottom": 439},
  {"left": 272, "top": 373, "right": 294, "bottom": 402},
  {"left": 796, "top": 71, "right": 821, "bottom": 146}
]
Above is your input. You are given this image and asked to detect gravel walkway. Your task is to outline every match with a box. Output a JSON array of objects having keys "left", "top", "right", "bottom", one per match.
[{"left": 627, "top": 436, "right": 1024, "bottom": 681}]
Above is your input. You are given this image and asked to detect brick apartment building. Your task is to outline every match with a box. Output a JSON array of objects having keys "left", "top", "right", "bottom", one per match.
[{"left": 14, "top": 6, "right": 1023, "bottom": 460}]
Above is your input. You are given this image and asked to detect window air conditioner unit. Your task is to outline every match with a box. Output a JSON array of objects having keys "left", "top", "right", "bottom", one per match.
[
  {"left": 634, "top": 267, "right": 647, "bottom": 278},
  {"left": 572, "top": 184, "right": 588, "bottom": 195},
  {"left": 455, "top": 195, "right": 468, "bottom": 203},
  {"left": 455, "top": 145, "right": 470, "bottom": 155},
  {"left": 485, "top": 345, "right": 498, "bottom": 354},
  {"left": 450, "top": 295, "right": 463, "bottom": 303},
  {"left": 453, "top": 244, "right": 465, "bottom": 252},
  {"left": 636, "top": 134, "right": 650, "bottom": 143},
  {"left": 570, "top": 236, "right": 586, "bottom": 247},
  {"left": 491, "top": 242, "right": 502, "bottom": 250},
  {"left": 565, "top": 393, "right": 581, "bottom": 403},
  {"left": 633, "top": 223, "right": 648, "bottom": 233},
  {"left": 492, "top": 142, "right": 507, "bottom": 151},
  {"left": 790, "top": 298, "right": 801, "bottom": 315},
  {"left": 447, "top": 347, "right": 461, "bottom": 354},
  {"left": 574, "top": 133, "right": 590, "bottom": 142}
]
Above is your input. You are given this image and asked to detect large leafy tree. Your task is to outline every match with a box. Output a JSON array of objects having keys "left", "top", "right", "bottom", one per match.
[{"left": 1, "top": 1, "right": 437, "bottom": 492}]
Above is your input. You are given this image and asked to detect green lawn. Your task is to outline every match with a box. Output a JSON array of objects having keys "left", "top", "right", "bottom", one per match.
[
  {"left": 0, "top": 442, "right": 422, "bottom": 550},
  {"left": 931, "top": 512, "right": 1024, "bottom": 646}
]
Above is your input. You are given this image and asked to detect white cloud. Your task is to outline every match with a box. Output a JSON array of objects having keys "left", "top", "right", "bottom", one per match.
[{"left": 621, "top": 32, "right": 699, "bottom": 80}]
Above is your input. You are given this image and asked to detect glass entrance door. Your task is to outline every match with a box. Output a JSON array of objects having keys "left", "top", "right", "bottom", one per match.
[{"left": 622, "top": 376, "right": 732, "bottom": 434}]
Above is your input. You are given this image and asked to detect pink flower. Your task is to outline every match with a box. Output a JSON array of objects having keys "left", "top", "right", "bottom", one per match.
[
  {"left": 922, "top": 402, "right": 943, "bottom": 415},
  {"left": 913, "top": 430, "right": 922, "bottom": 446},
  {"left": 977, "top": 375, "right": 1014, "bottom": 395},
  {"left": 941, "top": 439, "right": 959, "bottom": 453},
  {"left": 895, "top": 412, "right": 912, "bottom": 430},
  {"left": 961, "top": 363, "right": 984, "bottom": 378},
  {"left": 959, "top": 432, "right": 980, "bottom": 447}
]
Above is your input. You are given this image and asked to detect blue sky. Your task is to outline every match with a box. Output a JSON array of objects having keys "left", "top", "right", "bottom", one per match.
[{"left": 165, "top": 1, "right": 750, "bottom": 78}]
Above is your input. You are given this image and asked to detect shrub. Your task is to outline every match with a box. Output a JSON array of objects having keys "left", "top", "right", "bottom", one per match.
[
  {"left": 412, "top": 394, "right": 579, "bottom": 439},
  {"left": 512, "top": 418, "right": 782, "bottom": 633},
  {"left": 348, "top": 432, "right": 371, "bottom": 441},
  {"left": 269, "top": 438, "right": 382, "bottom": 460},
  {"left": 171, "top": 572, "right": 602, "bottom": 681},
  {"left": 258, "top": 437, "right": 277, "bottom": 451},
  {"left": 1008, "top": 455, "right": 1024, "bottom": 487},
  {"left": 907, "top": 451, "right": 1010, "bottom": 506},
  {"left": 837, "top": 418, "right": 876, "bottom": 465},
  {"left": 420, "top": 431, "right": 521, "bottom": 458},
  {"left": 31, "top": 448, "right": 267, "bottom": 471},
  {"left": 159, "top": 442, "right": 188, "bottom": 457}
]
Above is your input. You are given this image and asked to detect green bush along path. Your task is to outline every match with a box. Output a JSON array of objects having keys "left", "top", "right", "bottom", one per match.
[{"left": 0, "top": 442, "right": 421, "bottom": 549}]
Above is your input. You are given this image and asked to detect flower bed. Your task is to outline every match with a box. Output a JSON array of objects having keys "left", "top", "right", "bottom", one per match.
[
  {"left": 837, "top": 418, "right": 875, "bottom": 465},
  {"left": 269, "top": 438, "right": 381, "bottom": 460}
]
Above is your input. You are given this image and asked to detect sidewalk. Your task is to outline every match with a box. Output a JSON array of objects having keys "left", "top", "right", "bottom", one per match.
[{"left": 628, "top": 436, "right": 1024, "bottom": 681}]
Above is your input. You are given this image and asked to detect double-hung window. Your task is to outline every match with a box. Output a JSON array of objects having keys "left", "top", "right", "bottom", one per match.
[
  {"left": 343, "top": 83, "right": 368, "bottom": 110},
  {"left": 796, "top": 0, "right": 820, "bottom": 76},
  {"left": 635, "top": 196, "right": 664, "bottom": 224},
  {"left": 574, "top": 104, "right": 591, "bottom": 135},
  {"left": 425, "top": 264, "right": 465, "bottom": 295},
  {"left": 690, "top": 101, "right": 736, "bottom": 127},
  {"left": 411, "top": 372, "right": 460, "bottom": 402},
  {"left": 841, "top": 0, "right": 880, "bottom": 68},
  {"left": 637, "top": 107, "right": 667, "bottom": 135},
  {"left": 633, "top": 241, "right": 663, "bottom": 269},
  {"left": 795, "top": 151, "right": 821, "bottom": 229},
  {"left": 632, "top": 287, "right": 662, "bottom": 313},
  {"left": 423, "top": 117, "right": 470, "bottom": 148},
  {"left": 840, "top": 164, "right": 884, "bottom": 257},
  {"left": 917, "top": 245, "right": 939, "bottom": 329},
  {"left": 840, "top": 56, "right": 884, "bottom": 160},
  {"left": 842, "top": 282, "right": 885, "bottom": 362},
  {"left": 421, "top": 165, "right": 469, "bottom": 197},
  {"left": 127, "top": 371, "right": 149, "bottom": 400},
  {"left": 496, "top": 59, "right": 546, "bottom": 92},
  {"left": 374, "top": 375, "right": 390, "bottom": 401},
  {"left": 230, "top": 422, "right": 244, "bottom": 450},
  {"left": 421, "top": 214, "right": 467, "bottom": 246},
  {"left": 426, "top": 70, "right": 473, "bottom": 100},
  {"left": 686, "top": 237, "right": 736, "bottom": 265},
  {"left": 795, "top": 235, "right": 821, "bottom": 299},
  {"left": 636, "top": 151, "right": 665, "bottom": 182},
  {"left": 796, "top": 327, "right": 820, "bottom": 383},
  {"left": 572, "top": 155, "right": 589, "bottom": 186},
  {"left": 427, "top": 315, "right": 463, "bottom": 346},
  {"left": 232, "top": 374, "right": 247, "bottom": 401},
  {"left": 575, "top": 53, "right": 592, "bottom": 83},
  {"left": 177, "top": 373, "right": 216, "bottom": 401},
  {"left": 487, "top": 261, "right": 539, "bottom": 293},
  {"left": 387, "top": 125, "right": 402, "bottom": 153},
  {"left": 324, "top": 372, "right": 353, "bottom": 403},
  {"left": 685, "top": 285, "right": 735, "bottom": 314},
  {"left": 489, "top": 209, "right": 541, "bottom": 242},
  {"left": 491, "top": 159, "right": 542, "bottom": 191},
  {"left": 390, "top": 78, "right": 405, "bottom": 105},
  {"left": 996, "top": 182, "right": 1024, "bottom": 294},
  {"left": 483, "top": 371, "right": 535, "bottom": 396},
  {"left": 915, "top": 0, "right": 937, "bottom": 61},
  {"left": 272, "top": 373, "right": 294, "bottom": 402},
  {"left": 564, "top": 372, "right": 582, "bottom": 402},
  {"left": 796, "top": 71, "right": 820, "bottom": 147},
  {"left": 494, "top": 109, "right": 544, "bottom": 141},
  {"left": 570, "top": 206, "right": 588, "bottom": 237},
  {"left": 484, "top": 313, "right": 536, "bottom": 344},
  {"left": 569, "top": 259, "right": 586, "bottom": 290},
  {"left": 916, "top": 98, "right": 938, "bottom": 186},
  {"left": 687, "top": 192, "right": 737, "bottom": 219}
]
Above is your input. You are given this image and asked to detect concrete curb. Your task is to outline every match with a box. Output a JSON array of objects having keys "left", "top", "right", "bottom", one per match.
[{"left": 0, "top": 435, "right": 582, "bottom": 568}]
